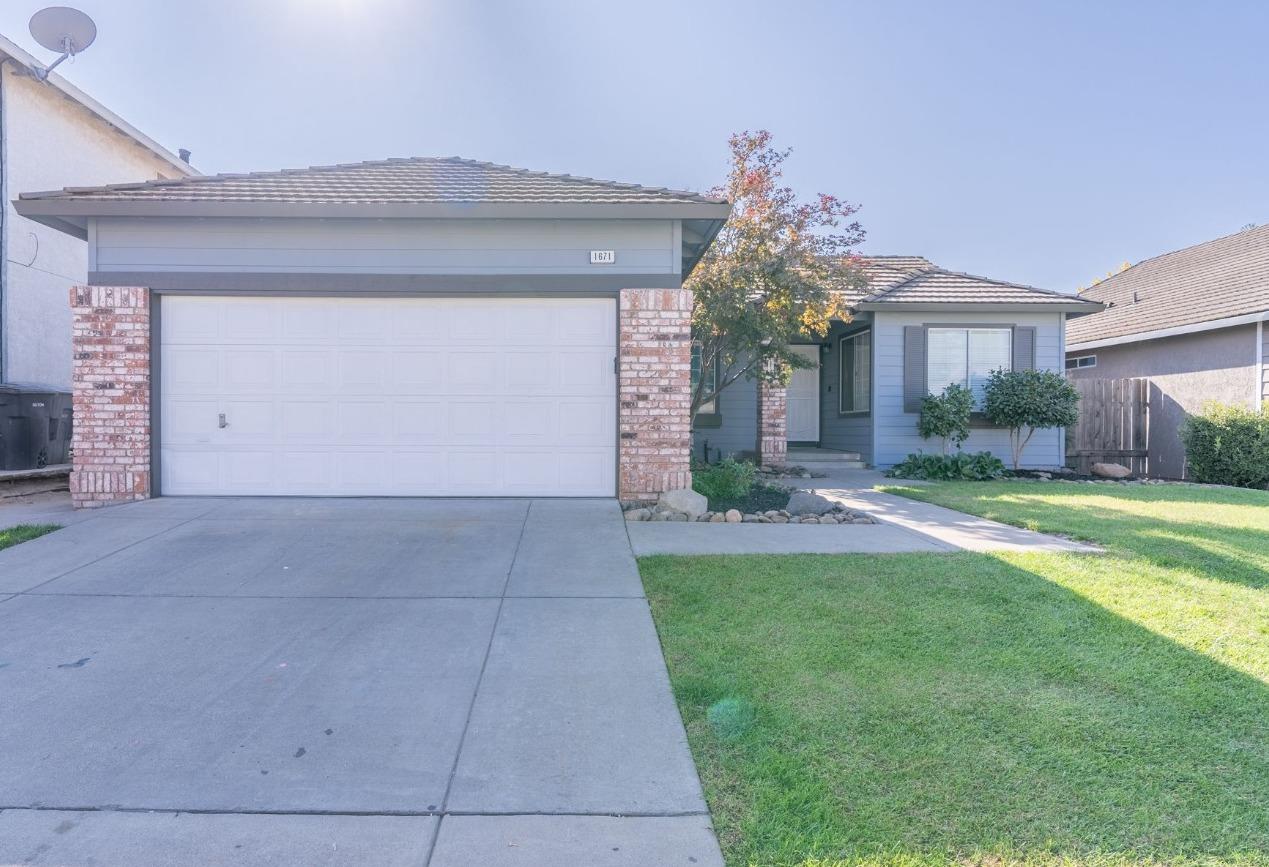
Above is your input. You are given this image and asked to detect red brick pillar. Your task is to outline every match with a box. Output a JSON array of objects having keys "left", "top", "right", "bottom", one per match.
[
  {"left": 756, "top": 364, "right": 788, "bottom": 467},
  {"left": 618, "top": 287, "right": 693, "bottom": 501},
  {"left": 69, "top": 286, "right": 151, "bottom": 508}
]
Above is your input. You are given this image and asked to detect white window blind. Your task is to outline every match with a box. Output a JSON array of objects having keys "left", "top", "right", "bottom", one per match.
[{"left": 927, "top": 327, "right": 1012, "bottom": 408}]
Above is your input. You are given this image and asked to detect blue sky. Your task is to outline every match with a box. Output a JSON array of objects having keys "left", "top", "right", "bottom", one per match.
[{"left": 4, "top": 0, "right": 1266, "bottom": 291}]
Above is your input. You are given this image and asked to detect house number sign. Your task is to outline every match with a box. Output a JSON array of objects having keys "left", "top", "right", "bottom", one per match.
[{"left": 589, "top": 250, "right": 617, "bottom": 264}]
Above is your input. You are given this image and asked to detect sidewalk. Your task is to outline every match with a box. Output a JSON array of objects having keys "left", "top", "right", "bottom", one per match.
[{"left": 797, "top": 467, "right": 1101, "bottom": 554}]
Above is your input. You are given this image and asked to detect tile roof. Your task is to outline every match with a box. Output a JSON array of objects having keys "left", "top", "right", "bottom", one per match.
[
  {"left": 19, "top": 156, "right": 723, "bottom": 205},
  {"left": 844, "top": 256, "right": 1098, "bottom": 309},
  {"left": 1067, "top": 224, "right": 1269, "bottom": 345}
]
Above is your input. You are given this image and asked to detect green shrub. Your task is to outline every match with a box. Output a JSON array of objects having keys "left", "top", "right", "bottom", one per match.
[
  {"left": 918, "top": 383, "right": 974, "bottom": 454},
  {"left": 1181, "top": 402, "right": 1269, "bottom": 488},
  {"left": 983, "top": 368, "right": 1080, "bottom": 469},
  {"left": 886, "top": 451, "right": 1006, "bottom": 481},
  {"left": 692, "top": 457, "right": 757, "bottom": 502}
]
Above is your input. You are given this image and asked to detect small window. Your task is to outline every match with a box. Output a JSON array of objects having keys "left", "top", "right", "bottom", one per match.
[
  {"left": 1065, "top": 355, "right": 1097, "bottom": 370},
  {"left": 691, "top": 342, "right": 718, "bottom": 415},
  {"left": 839, "top": 330, "right": 871, "bottom": 413},
  {"left": 927, "top": 327, "right": 1012, "bottom": 408}
]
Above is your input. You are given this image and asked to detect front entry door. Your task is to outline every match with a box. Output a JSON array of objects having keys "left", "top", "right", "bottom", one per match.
[{"left": 787, "top": 345, "right": 820, "bottom": 442}]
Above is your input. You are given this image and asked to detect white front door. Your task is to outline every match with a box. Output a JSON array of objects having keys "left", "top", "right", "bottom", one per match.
[
  {"left": 786, "top": 344, "right": 820, "bottom": 442},
  {"left": 159, "top": 296, "right": 616, "bottom": 497}
]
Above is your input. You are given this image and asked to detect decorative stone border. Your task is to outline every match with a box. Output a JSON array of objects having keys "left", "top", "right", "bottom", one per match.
[{"left": 624, "top": 503, "right": 876, "bottom": 525}]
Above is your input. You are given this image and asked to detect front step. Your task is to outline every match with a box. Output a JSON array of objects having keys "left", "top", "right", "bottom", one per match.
[{"left": 787, "top": 449, "right": 862, "bottom": 463}]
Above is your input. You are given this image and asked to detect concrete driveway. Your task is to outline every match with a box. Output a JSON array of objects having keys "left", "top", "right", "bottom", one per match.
[{"left": 0, "top": 497, "right": 722, "bottom": 866}]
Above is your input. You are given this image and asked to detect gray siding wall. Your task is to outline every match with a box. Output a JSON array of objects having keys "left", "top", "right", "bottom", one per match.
[
  {"left": 873, "top": 311, "right": 1066, "bottom": 469},
  {"left": 1067, "top": 323, "right": 1258, "bottom": 479},
  {"left": 692, "top": 374, "right": 758, "bottom": 461},
  {"left": 90, "top": 217, "right": 680, "bottom": 276},
  {"left": 819, "top": 319, "right": 873, "bottom": 463}
]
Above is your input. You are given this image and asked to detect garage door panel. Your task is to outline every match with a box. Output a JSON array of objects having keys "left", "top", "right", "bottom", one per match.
[
  {"left": 226, "top": 350, "right": 276, "bottom": 391},
  {"left": 337, "top": 400, "right": 391, "bottom": 443},
  {"left": 164, "top": 399, "right": 219, "bottom": 438},
  {"left": 280, "top": 401, "right": 336, "bottom": 440},
  {"left": 389, "top": 351, "right": 445, "bottom": 391},
  {"left": 392, "top": 401, "right": 447, "bottom": 441},
  {"left": 281, "top": 351, "right": 334, "bottom": 391},
  {"left": 447, "top": 352, "right": 500, "bottom": 391},
  {"left": 449, "top": 401, "right": 498, "bottom": 441},
  {"left": 164, "top": 349, "right": 220, "bottom": 391},
  {"left": 222, "top": 400, "right": 275, "bottom": 440},
  {"left": 161, "top": 297, "right": 616, "bottom": 496},
  {"left": 337, "top": 351, "right": 387, "bottom": 389},
  {"left": 282, "top": 302, "right": 337, "bottom": 341}
]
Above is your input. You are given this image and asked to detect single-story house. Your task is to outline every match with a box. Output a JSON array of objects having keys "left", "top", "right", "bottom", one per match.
[
  {"left": 15, "top": 156, "right": 730, "bottom": 506},
  {"left": 692, "top": 256, "right": 1103, "bottom": 469},
  {"left": 1066, "top": 224, "right": 1269, "bottom": 479},
  {"left": 1, "top": 31, "right": 197, "bottom": 388}
]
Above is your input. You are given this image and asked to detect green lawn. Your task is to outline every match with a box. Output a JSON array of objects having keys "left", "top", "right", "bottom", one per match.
[
  {"left": 641, "top": 481, "right": 1269, "bottom": 867},
  {"left": 0, "top": 523, "right": 60, "bottom": 551}
]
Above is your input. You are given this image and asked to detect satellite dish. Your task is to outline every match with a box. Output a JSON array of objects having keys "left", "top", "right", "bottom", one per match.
[{"left": 28, "top": 6, "right": 97, "bottom": 80}]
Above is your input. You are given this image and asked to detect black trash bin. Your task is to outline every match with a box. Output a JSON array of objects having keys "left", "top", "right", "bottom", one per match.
[{"left": 0, "top": 383, "right": 73, "bottom": 471}]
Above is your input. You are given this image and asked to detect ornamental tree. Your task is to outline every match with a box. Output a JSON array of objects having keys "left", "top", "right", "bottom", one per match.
[
  {"left": 686, "top": 130, "right": 866, "bottom": 421},
  {"left": 982, "top": 368, "right": 1080, "bottom": 469},
  {"left": 918, "top": 383, "right": 974, "bottom": 454}
]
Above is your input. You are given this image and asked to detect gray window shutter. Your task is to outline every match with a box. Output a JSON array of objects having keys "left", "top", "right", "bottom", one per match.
[
  {"left": 1013, "top": 326, "right": 1036, "bottom": 370},
  {"left": 903, "top": 326, "right": 926, "bottom": 413}
]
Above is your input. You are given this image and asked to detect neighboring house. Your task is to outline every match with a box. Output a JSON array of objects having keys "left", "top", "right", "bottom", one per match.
[
  {"left": 1066, "top": 224, "right": 1269, "bottom": 479},
  {"left": 0, "top": 33, "right": 196, "bottom": 388},
  {"left": 692, "top": 256, "right": 1103, "bottom": 469},
  {"left": 15, "top": 156, "right": 731, "bottom": 506}
]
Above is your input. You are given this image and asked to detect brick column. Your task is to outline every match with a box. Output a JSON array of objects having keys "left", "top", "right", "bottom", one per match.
[
  {"left": 756, "top": 367, "right": 788, "bottom": 467},
  {"left": 618, "top": 287, "right": 693, "bottom": 501},
  {"left": 69, "top": 286, "right": 151, "bottom": 508}
]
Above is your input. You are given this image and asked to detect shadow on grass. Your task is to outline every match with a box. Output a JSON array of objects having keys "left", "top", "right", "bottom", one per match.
[{"left": 642, "top": 551, "right": 1269, "bottom": 867}]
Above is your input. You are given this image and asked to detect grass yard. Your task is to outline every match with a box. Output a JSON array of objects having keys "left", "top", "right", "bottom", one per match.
[
  {"left": 0, "top": 523, "right": 60, "bottom": 551},
  {"left": 641, "top": 481, "right": 1269, "bottom": 867}
]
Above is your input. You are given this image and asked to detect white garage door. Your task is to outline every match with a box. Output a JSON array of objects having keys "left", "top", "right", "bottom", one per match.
[{"left": 159, "top": 296, "right": 616, "bottom": 496}]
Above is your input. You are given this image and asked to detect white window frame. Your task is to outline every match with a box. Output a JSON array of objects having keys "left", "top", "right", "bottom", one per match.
[
  {"left": 839, "top": 329, "right": 871, "bottom": 414},
  {"left": 1065, "top": 354, "right": 1097, "bottom": 370},
  {"left": 926, "top": 327, "right": 1013, "bottom": 409}
]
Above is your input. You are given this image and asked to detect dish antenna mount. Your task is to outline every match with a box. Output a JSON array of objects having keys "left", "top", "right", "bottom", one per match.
[{"left": 28, "top": 6, "right": 97, "bottom": 80}]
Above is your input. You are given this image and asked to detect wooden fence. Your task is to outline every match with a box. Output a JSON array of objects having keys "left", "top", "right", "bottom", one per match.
[{"left": 1066, "top": 377, "right": 1150, "bottom": 475}]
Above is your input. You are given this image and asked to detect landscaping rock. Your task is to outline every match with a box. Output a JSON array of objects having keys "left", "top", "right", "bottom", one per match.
[
  {"left": 666, "top": 512, "right": 688, "bottom": 522},
  {"left": 742, "top": 514, "right": 760, "bottom": 523},
  {"left": 853, "top": 517, "right": 873, "bottom": 524},
  {"left": 709, "top": 512, "right": 726, "bottom": 523},
  {"left": 818, "top": 516, "right": 837, "bottom": 525},
  {"left": 724, "top": 509, "right": 742, "bottom": 523},
  {"left": 1091, "top": 462, "right": 1132, "bottom": 479},
  {"left": 786, "top": 491, "right": 836, "bottom": 515},
  {"left": 624, "top": 508, "right": 650, "bottom": 522},
  {"left": 771, "top": 516, "right": 788, "bottom": 523},
  {"left": 659, "top": 487, "right": 709, "bottom": 520}
]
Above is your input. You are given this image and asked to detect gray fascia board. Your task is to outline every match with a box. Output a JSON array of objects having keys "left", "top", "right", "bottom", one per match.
[
  {"left": 853, "top": 301, "right": 1105, "bottom": 315},
  {"left": 13, "top": 197, "right": 732, "bottom": 223},
  {"left": 89, "top": 271, "right": 681, "bottom": 293}
]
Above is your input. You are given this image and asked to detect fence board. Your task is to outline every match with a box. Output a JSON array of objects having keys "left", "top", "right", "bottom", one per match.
[{"left": 1066, "top": 377, "right": 1150, "bottom": 475}]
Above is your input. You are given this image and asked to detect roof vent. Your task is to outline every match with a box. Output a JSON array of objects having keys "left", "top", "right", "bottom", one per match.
[{"left": 178, "top": 149, "right": 192, "bottom": 164}]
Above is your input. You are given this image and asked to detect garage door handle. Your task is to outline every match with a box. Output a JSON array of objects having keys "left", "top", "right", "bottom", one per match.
[{"left": 218, "top": 413, "right": 229, "bottom": 429}]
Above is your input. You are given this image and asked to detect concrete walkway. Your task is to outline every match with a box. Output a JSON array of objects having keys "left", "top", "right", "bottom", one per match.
[
  {"left": 629, "top": 468, "right": 1100, "bottom": 556},
  {"left": 0, "top": 497, "right": 722, "bottom": 866}
]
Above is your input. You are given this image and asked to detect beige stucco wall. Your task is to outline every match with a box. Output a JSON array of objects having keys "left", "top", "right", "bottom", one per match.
[
  {"left": 3, "top": 64, "right": 183, "bottom": 387},
  {"left": 1067, "top": 324, "right": 1258, "bottom": 478}
]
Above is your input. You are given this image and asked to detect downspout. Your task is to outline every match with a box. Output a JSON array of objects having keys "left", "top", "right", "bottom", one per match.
[{"left": 0, "top": 57, "right": 9, "bottom": 382}]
